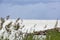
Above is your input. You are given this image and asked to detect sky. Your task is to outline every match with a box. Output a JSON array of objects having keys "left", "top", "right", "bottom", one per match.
[{"left": 0, "top": 0, "right": 60, "bottom": 19}]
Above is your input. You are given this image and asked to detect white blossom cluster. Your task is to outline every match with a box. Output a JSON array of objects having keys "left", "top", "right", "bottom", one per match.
[{"left": 0, "top": 16, "right": 25, "bottom": 40}]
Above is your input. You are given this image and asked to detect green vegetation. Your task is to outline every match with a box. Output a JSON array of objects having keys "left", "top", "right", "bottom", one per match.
[
  {"left": 46, "top": 29, "right": 60, "bottom": 40},
  {"left": 23, "top": 34, "right": 34, "bottom": 40},
  {"left": 22, "top": 29, "right": 60, "bottom": 40}
]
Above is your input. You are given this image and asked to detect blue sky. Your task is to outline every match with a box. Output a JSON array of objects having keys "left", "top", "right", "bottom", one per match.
[{"left": 0, "top": 0, "right": 60, "bottom": 19}]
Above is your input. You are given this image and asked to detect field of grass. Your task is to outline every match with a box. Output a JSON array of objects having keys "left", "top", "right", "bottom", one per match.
[
  {"left": 22, "top": 29, "right": 60, "bottom": 40},
  {"left": 46, "top": 29, "right": 60, "bottom": 40}
]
